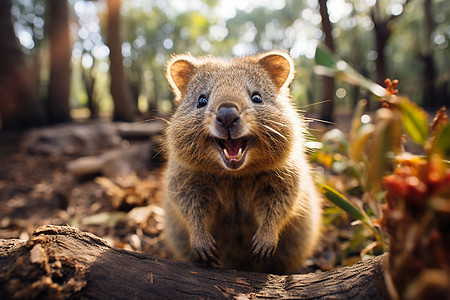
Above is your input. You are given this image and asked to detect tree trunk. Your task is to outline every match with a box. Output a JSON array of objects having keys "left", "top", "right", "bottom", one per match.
[
  {"left": 421, "top": 0, "right": 437, "bottom": 110},
  {"left": 0, "top": 225, "right": 390, "bottom": 299},
  {"left": 0, "top": 0, "right": 45, "bottom": 130},
  {"left": 371, "top": 0, "right": 390, "bottom": 86},
  {"left": 130, "top": 67, "right": 141, "bottom": 115},
  {"left": 371, "top": 0, "right": 410, "bottom": 86},
  {"left": 318, "top": 0, "right": 335, "bottom": 123},
  {"left": 150, "top": 68, "right": 160, "bottom": 114},
  {"left": 46, "top": 0, "right": 72, "bottom": 124},
  {"left": 81, "top": 59, "right": 98, "bottom": 119},
  {"left": 373, "top": 23, "right": 389, "bottom": 85},
  {"left": 106, "top": 0, "right": 135, "bottom": 122}
]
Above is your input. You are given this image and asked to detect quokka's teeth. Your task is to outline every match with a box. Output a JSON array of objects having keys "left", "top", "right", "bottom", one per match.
[
  {"left": 236, "top": 148, "right": 243, "bottom": 159},
  {"left": 223, "top": 148, "right": 243, "bottom": 160},
  {"left": 223, "top": 148, "right": 231, "bottom": 160}
]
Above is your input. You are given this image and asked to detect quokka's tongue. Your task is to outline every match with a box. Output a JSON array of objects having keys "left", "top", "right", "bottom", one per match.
[{"left": 223, "top": 138, "right": 243, "bottom": 158}]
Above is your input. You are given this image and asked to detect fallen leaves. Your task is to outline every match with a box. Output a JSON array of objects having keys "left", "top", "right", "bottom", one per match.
[{"left": 95, "top": 172, "right": 162, "bottom": 209}]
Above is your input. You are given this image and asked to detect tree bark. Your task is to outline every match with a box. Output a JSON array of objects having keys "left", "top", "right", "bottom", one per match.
[
  {"left": 46, "top": 0, "right": 72, "bottom": 124},
  {"left": 150, "top": 67, "right": 160, "bottom": 115},
  {"left": 318, "top": 0, "right": 335, "bottom": 123},
  {"left": 371, "top": 0, "right": 410, "bottom": 86},
  {"left": 0, "top": 0, "right": 45, "bottom": 130},
  {"left": 129, "top": 62, "right": 142, "bottom": 115},
  {"left": 81, "top": 59, "right": 98, "bottom": 119},
  {"left": 421, "top": 0, "right": 437, "bottom": 110},
  {"left": 0, "top": 225, "right": 391, "bottom": 299},
  {"left": 106, "top": 0, "right": 135, "bottom": 122},
  {"left": 373, "top": 24, "right": 389, "bottom": 85}
]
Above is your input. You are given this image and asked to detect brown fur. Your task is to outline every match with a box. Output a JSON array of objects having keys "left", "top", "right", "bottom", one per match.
[{"left": 163, "top": 51, "right": 322, "bottom": 274}]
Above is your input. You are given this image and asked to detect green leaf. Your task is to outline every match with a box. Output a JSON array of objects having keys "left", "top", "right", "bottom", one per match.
[
  {"left": 396, "top": 97, "right": 428, "bottom": 146},
  {"left": 436, "top": 123, "right": 450, "bottom": 159},
  {"left": 349, "top": 123, "right": 375, "bottom": 162},
  {"left": 321, "top": 184, "right": 364, "bottom": 221},
  {"left": 367, "top": 108, "right": 396, "bottom": 193},
  {"left": 349, "top": 99, "right": 368, "bottom": 140},
  {"left": 314, "top": 46, "right": 386, "bottom": 97},
  {"left": 314, "top": 46, "right": 337, "bottom": 68}
]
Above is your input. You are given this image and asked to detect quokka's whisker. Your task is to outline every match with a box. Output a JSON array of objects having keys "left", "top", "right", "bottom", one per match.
[
  {"left": 297, "top": 99, "right": 332, "bottom": 109},
  {"left": 262, "top": 124, "right": 287, "bottom": 140},
  {"left": 304, "top": 117, "right": 335, "bottom": 125}
]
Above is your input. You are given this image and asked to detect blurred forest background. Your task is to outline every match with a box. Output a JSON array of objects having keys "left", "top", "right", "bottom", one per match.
[
  {"left": 1, "top": 0, "right": 449, "bottom": 130},
  {"left": 0, "top": 0, "right": 450, "bottom": 273}
]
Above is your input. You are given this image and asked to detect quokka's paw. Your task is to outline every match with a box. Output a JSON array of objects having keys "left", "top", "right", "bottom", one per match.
[
  {"left": 251, "top": 229, "right": 278, "bottom": 264},
  {"left": 191, "top": 231, "right": 220, "bottom": 266}
]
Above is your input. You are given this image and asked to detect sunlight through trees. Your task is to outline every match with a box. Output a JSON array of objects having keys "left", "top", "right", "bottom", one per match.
[{"left": 1, "top": 0, "right": 449, "bottom": 128}]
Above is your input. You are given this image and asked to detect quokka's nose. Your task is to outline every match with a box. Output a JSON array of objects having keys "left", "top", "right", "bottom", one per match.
[{"left": 216, "top": 105, "right": 240, "bottom": 129}]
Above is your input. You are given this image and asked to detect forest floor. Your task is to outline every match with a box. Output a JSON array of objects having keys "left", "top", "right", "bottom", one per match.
[{"left": 0, "top": 111, "right": 359, "bottom": 274}]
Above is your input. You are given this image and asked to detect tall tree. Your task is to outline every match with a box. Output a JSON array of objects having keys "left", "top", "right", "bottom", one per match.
[
  {"left": 0, "top": 0, "right": 45, "bottom": 130},
  {"left": 46, "top": 0, "right": 72, "bottom": 124},
  {"left": 371, "top": 0, "right": 410, "bottom": 85},
  {"left": 106, "top": 0, "right": 135, "bottom": 122},
  {"left": 318, "top": 0, "right": 335, "bottom": 123},
  {"left": 129, "top": 59, "right": 142, "bottom": 115},
  {"left": 80, "top": 54, "right": 98, "bottom": 119},
  {"left": 421, "top": 0, "right": 437, "bottom": 109}
]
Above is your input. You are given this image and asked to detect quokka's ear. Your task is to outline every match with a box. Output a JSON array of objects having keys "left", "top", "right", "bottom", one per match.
[
  {"left": 257, "top": 51, "right": 295, "bottom": 90},
  {"left": 166, "top": 54, "right": 198, "bottom": 100}
]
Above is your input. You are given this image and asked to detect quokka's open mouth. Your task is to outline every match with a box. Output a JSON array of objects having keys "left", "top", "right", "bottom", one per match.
[{"left": 213, "top": 137, "right": 251, "bottom": 170}]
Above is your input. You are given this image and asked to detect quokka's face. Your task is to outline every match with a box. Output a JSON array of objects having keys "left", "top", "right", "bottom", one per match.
[{"left": 166, "top": 52, "right": 298, "bottom": 173}]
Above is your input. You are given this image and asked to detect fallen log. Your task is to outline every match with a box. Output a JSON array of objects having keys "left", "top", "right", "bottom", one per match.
[
  {"left": 0, "top": 225, "right": 390, "bottom": 299},
  {"left": 66, "top": 141, "right": 160, "bottom": 177},
  {"left": 21, "top": 120, "right": 164, "bottom": 156}
]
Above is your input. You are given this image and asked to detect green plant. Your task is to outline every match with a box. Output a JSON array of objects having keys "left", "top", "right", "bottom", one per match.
[{"left": 313, "top": 46, "right": 450, "bottom": 269}]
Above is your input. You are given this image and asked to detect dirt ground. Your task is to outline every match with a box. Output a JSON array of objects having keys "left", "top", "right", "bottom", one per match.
[{"left": 0, "top": 115, "right": 355, "bottom": 274}]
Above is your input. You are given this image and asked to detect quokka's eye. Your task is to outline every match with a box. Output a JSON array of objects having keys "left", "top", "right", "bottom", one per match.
[
  {"left": 251, "top": 92, "right": 262, "bottom": 104},
  {"left": 197, "top": 95, "right": 208, "bottom": 108}
]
